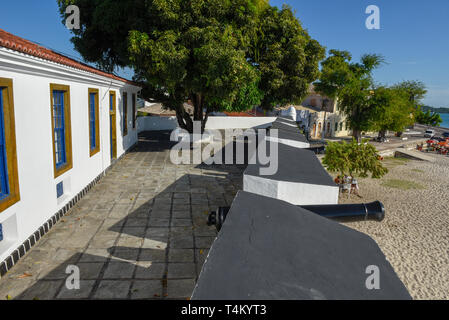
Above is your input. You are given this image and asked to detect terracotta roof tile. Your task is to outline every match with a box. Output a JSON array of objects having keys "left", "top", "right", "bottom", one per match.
[{"left": 0, "top": 28, "right": 139, "bottom": 86}]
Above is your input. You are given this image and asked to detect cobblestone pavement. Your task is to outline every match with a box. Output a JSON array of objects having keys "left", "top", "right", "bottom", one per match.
[{"left": 0, "top": 131, "right": 245, "bottom": 300}]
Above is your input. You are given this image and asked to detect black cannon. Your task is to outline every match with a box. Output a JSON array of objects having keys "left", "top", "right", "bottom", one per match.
[
  {"left": 208, "top": 201, "right": 385, "bottom": 231},
  {"left": 207, "top": 207, "right": 230, "bottom": 231},
  {"left": 302, "top": 201, "right": 385, "bottom": 221}
]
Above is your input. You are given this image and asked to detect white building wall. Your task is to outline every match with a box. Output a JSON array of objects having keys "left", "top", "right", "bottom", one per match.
[
  {"left": 0, "top": 49, "right": 140, "bottom": 262},
  {"left": 137, "top": 115, "right": 277, "bottom": 132}
]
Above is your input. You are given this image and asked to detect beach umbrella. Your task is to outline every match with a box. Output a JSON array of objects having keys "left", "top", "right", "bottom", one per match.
[{"left": 192, "top": 191, "right": 411, "bottom": 300}]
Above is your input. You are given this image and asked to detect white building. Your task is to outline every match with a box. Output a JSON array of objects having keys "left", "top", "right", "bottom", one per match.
[{"left": 0, "top": 29, "right": 140, "bottom": 267}]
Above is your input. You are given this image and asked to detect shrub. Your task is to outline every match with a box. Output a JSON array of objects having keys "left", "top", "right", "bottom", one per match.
[{"left": 323, "top": 139, "right": 388, "bottom": 178}]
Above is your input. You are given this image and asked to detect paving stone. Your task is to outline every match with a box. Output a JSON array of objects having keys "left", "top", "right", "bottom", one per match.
[
  {"left": 167, "top": 279, "right": 196, "bottom": 299},
  {"left": 171, "top": 219, "right": 192, "bottom": 227},
  {"left": 169, "top": 235, "right": 194, "bottom": 249},
  {"left": 100, "top": 218, "right": 125, "bottom": 230},
  {"left": 195, "top": 249, "right": 210, "bottom": 266},
  {"left": 172, "top": 210, "right": 191, "bottom": 219},
  {"left": 93, "top": 280, "right": 132, "bottom": 299},
  {"left": 168, "top": 249, "right": 194, "bottom": 263},
  {"left": 150, "top": 210, "right": 171, "bottom": 219},
  {"left": 80, "top": 249, "right": 111, "bottom": 262},
  {"left": 109, "top": 205, "right": 131, "bottom": 218},
  {"left": 195, "top": 236, "right": 216, "bottom": 249},
  {"left": 52, "top": 248, "right": 81, "bottom": 263},
  {"left": 103, "top": 262, "right": 136, "bottom": 279},
  {"left": 89, "top": 235, "right": 118, "bottom": 249},
  {"left": 77, "top": 263, "right": 105, "bottom": 280},
  {"left": 148, "top": 218, "right": 170, "bottom": 227},
  {"left": 117, "top": 235, "right": 143, "bottom": 248},
  {"left": 167, "top": 263, "right": 196, "bottom": 279},
  {"left": 139, "top": 248, "right": 166, "bottom": 262},
  {"left": 111, "top": 248, "right": 140, "bottom": 262},
  {"left": 142, "top": 238, "right": 167, "bottom": 250},
  {"left": 134, "top": 262, "right": 166, "bottom": 279},
  {"left": 145, "top": 227, "right": 169, "bottom": 239},
  {"left": 0, "top": 133, "right": 245, "bottom": 300},
  {"left": 130, "top": 280, "right": 163, "bottom": 299},
  {"left": 121, "top": 227, "right": 147, "bottom": 238},
  {"left": 56, "top": 280, "right": 96, "bottom": 299},
  {"left": 173, "top": 198, "right": 190, "bottom": 205},
  {"left": 193, "top": 226, "right": 217, "bottom": 237},
  {"left": 38, "top": 263, "right": 72, "bottom": 280},
  {"left": 17, "top": 280, "right": 63, "bottom": 300},
  {"left": 0, "top": 277, "right": 36, "bottom": 300},
  {"left": 124, "top": 218, "right": 147, "bottom": 228}
]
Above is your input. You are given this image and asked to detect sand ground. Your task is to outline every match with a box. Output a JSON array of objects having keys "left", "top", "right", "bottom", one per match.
[{"left": 336, "top": 153, "right": 449, "bottom": 300}]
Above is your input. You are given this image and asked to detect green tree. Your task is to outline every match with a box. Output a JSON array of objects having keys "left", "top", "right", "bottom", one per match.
[
  {"left": 314, "top": 50, "right": 385, "bottom": 142},
  {"left": 415, "top": 106, "right": 443, "bottom": 127},
  {"left": 370, "top": 86, "right": 414, "bottom": 139},
  {"left": 251, "top": 5, "right": 325, "bottom": 109},
  {"left": 391, "top": 80, "right": 432, "bottom": 131},
  {"left": 57, "top": 0, "right": 324, "bottom": 132},
  {"left": 391, "top": 80, "right": 427, "bottom": 105},
  {"left": 323, "top": 139, "right": 388, "bottom": 179}
]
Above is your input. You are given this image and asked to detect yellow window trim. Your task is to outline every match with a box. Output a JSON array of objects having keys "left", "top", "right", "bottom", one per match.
[
  {"left": 123, "top": 92, "right": 128, "bottom": 136},
  {"left": 110, "top": 91, "right": 117, "bottom": 159},
  {"left": 0, "top": 78, "right": 20, "bottom": 213},
  {"left": 88, "top": 88, "right": 100, "bottom": 157},
  {"left": 50, "top": 83, "right": 73, "bottom": 178},
  {"left": 132, "top": 93, "right": 136, "bottom": 129}
]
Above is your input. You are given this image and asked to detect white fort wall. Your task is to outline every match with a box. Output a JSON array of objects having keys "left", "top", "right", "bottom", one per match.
[
  {"left": 137, "top": 115, "right": 277, "bottom": 132},
  {"left": 0, "top": 48, "right": 140, "bottom": 262}
]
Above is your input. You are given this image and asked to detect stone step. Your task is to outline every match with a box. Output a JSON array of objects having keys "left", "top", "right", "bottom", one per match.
[{"left": 394, "top": 149, "right": 435, "bottom": 162}]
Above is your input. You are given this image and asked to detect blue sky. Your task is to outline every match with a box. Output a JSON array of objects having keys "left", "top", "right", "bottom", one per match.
[{"left": 1, "top": 0, "right": 448, "bottom": 107}]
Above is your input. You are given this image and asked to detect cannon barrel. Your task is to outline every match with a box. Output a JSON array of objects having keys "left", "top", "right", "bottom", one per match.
[
  {"left": 207, "top": 201, "right": 385, "bottom": 231},
  {"left": 301, "top": 201, "right": 385, "bottom": 221}
]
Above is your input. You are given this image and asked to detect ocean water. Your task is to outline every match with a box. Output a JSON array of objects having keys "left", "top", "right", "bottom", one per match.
[{"left": 439, "top": 113, "right": 449, "bottom": 129}]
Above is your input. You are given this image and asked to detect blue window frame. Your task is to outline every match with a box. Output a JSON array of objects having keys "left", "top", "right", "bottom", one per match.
[
  {"left": 0, "top": 88, "right": 10, "bottom": 200},
  {"left": 89, "top": 92, "right": 96, "bottom": 150},
  {"left": 53, "top": 90, "right": 67, "bottom": 169},
  {"left": 110, "top": 94, "right": 113, "bottom": 158}
]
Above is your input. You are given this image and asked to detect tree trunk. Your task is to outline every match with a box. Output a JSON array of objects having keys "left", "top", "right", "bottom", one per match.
[
  {"left": 174, "top": 103, "right": 193, "bottom": 133},
  {"left": 378, "top": 130, "right": 386, "bottom": 139},
  {"left": 172, "top": 94, "right": 210, "bottom": 134},
  {"left": 191, "top": 93, "right": 209, "bottom": 133},
  {"left": 353, "top": 129, "right": 362, "bottom": 143}
]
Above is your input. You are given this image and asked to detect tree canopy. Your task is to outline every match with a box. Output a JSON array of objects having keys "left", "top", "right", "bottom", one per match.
[
  {"left": 57, "top": 0, "right": 324, "bottom": 132},
  {"left": 314, "top": 50, "right": 385, "bottom": 141},
  {"left": 370, "top": 86, "right": 414, "bottom": 138},
  {"left": 415, "top": 106, "right": 443, "bottom": 127}
]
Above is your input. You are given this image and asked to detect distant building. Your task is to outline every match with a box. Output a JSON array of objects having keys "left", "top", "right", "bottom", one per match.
[
  {"left": 277, "top": 86, "right": 351, "bottom": 140},
  {"left": 303, "top": 87, "right": 351, "bottom": 139}
]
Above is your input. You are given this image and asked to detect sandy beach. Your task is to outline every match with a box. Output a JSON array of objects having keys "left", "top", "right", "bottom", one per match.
[{"left": 336, "top": 153, "right": 449, "bottom": 300}]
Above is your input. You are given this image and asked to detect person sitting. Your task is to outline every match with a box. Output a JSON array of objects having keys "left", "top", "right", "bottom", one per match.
[{"left": 351, "top": 178, "right": 360, "bottom": 197}]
